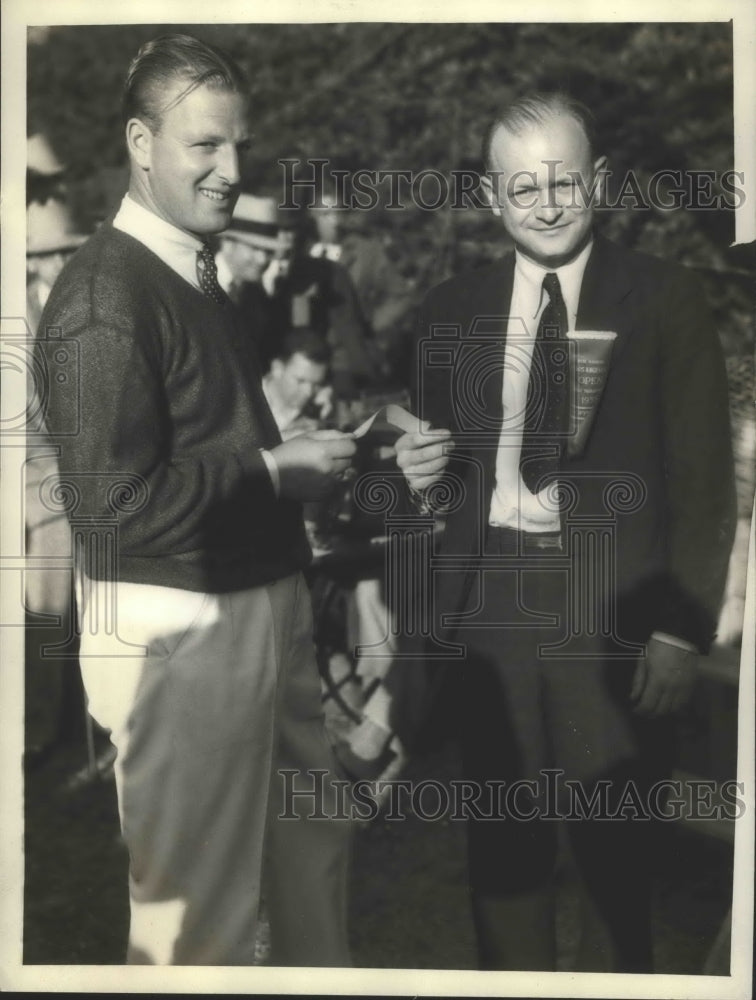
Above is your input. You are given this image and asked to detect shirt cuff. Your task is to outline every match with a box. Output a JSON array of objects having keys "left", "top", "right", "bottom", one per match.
[
  {"left": 260, "top": 449, "right": 280, "bottom": 497},
  {"left": 651, "top": 631, "right": 698, "bottom": 654}
]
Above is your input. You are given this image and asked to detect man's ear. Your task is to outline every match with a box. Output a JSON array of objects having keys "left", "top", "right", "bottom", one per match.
[
  {"left": 126, "top": 118, "right": 153, "bottom": 171},
  {"left": 270, "top": 358, "right": 284, "bottom": 378},
  {"left": 478, "top": 172, "right": 502, "bottom": 218}
]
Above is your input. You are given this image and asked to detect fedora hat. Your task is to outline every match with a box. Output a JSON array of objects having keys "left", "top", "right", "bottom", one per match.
[
  {"left": 26, "top": 198, "right": 88, "bottom": 256},
  {"left": 225, "top": 193, "right": 283, "bottom": 251}
]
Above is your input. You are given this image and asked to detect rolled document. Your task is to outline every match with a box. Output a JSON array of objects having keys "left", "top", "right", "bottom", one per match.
[{"left": 566, "top": 330, "right": 617, "bottom": 458}]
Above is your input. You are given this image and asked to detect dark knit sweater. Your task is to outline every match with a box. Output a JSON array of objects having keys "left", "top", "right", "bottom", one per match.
[{"left": 37, "top": 224, "right": 312, "bottom": 592}]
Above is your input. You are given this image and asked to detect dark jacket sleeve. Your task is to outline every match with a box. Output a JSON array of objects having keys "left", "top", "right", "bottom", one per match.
[{"left": 654, "top": 266, "right": 737, "bottom": 651}]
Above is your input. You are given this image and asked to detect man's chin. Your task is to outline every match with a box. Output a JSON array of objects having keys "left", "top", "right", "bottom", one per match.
[
  {"left": 521, "top": 232, "right": 590, "bottom": 268},
  {"left": 197, "top": 198, "right": 237, "bottom": 232}
]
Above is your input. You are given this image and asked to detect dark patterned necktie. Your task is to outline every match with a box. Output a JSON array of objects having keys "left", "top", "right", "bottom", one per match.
[
  {"left": 519, "top": 272, "right": 569, "bottom": 493},
  {"left": 196, "top": 244, "right": 226, "bottom": 304}
]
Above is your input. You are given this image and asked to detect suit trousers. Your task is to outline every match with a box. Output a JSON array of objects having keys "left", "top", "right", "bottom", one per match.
[
  {"left": 78, "top": 573, "right": 351, "bottom": 966},
  {"left": 454, "top": 527, "right": 671, "bottom": 915}
]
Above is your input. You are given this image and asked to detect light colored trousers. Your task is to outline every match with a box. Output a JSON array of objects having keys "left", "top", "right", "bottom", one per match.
[{"left": 78, "top": 572, "right": 352, "bottom": 966}]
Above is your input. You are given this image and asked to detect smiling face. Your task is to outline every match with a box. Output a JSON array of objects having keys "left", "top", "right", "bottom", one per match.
[
  {"left": 127, "top": 79, "right": 251, "bottom": 239},
  {"left": 483, "top": 113, "right": 606, "bottom": 269}
]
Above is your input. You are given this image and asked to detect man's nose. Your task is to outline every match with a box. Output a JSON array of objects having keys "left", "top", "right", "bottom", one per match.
[
  {"left": 216, "top": 144, "right": 241, "bottom": 186},
  {"left": 534, "top": 190, "right": 564, "bottom": 222}
]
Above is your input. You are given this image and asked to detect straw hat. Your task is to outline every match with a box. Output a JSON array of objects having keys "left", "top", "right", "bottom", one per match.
[{"left": 26, "top": 198, "right": 88, "bottom": 256}]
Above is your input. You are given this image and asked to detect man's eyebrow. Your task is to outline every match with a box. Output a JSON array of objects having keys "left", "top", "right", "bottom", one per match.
[
  {"left": 181, "top": 132, "right": 220, "bottom": 143},
  {"left": 186, "top": 132, "right": 253, "bottom": 144}
]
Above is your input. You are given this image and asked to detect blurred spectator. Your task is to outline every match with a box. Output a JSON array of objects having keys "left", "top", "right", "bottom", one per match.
[
  {"left": 25, "top": 172, "right": 88, "bottom": 764},
  {"left": 262, "top": 328, "right": 334, "bottom": 440},
  {"left": 310, "top": 189, "right": 416, "bottom": 383},
  {"left": 216, "top": 191, "right": 379, "bottom": 395},
  {"left": 26, "top": 132, "right": 67, "bottom": 208},
  {"left": 260, "top": 331, "right": 406, "bottom": 786},
  {"left": 26, "top": 198, "right": 86, "bottom": 330},
  {"left": 252, "top": 194, "right": 382, "bottom": 395},
  {"left": 215, "top": 192, "right": 279, "bottom": 303},
  {"left": 213, "top": 193, "right": 281, "bottom": 368}
]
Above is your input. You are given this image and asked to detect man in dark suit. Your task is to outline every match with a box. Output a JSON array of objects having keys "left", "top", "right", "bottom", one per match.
[{"left": 392, "top": 92, "right": 736, "bottom": 972}]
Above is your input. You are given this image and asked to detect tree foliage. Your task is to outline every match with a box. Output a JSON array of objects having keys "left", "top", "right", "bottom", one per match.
[{"left": 27, "top": 21, "right": 750, "bottom": 351}]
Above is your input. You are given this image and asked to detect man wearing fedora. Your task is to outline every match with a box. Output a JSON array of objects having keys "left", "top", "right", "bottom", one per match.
[
  {"left": 215, "top": 192, "right": 282, "bottom": 303},
  {"left": 225, "top": 192, "right": 381, "bottom": 394},
  {"left": 214, "top": 192, "right": 285, "bottom": 370}
]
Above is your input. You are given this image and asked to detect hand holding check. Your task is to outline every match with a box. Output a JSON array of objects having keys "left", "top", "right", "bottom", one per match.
[{"left": 272, "top": 429, "right": 356, "bottom": 501}]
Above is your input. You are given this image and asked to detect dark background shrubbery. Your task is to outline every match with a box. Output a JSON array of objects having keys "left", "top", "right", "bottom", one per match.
[{"left": 28, "top": 21, "right": 752, "bottom": 355}]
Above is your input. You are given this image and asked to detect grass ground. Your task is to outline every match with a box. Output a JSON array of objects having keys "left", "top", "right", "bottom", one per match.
[{"left": 23, "top": 725, "right": 734, "bottom": 974}]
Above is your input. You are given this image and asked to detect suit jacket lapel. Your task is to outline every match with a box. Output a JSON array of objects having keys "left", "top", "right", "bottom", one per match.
[
  {"left": 476, "top": 241, "right": 633, "bottom": 431},
  {"left": 560, "top": 234, "right": 635, "bottom": 459},
  {"left": 471, "top": 255, "right": 515, "bottom": 431},
  {"left": 576, "top": 234, "right": 634, "bottom": 361}
]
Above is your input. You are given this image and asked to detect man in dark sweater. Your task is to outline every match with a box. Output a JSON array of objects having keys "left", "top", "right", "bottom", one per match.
[{"left": 37, "top": 34, "right": 355, "bottom": 966}]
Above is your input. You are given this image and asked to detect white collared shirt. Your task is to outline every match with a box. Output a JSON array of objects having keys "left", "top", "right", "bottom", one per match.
[
  {"left": 489, "top": 240, "right": 593, "bottom": 532},
  {"left": 113, "top": 194, "right": 204, "bottom": 290}
]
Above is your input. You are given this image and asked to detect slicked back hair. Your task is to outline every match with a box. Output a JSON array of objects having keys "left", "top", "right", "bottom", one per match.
[
  {"left": 482, "top": 92, "right": 598, "bottom": 171},
  {"left": 276, "top": 328, "right": 332, "bottom": 368},
  {"left": 123, "top": 33, "right": 248, "bottom": 132}
]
